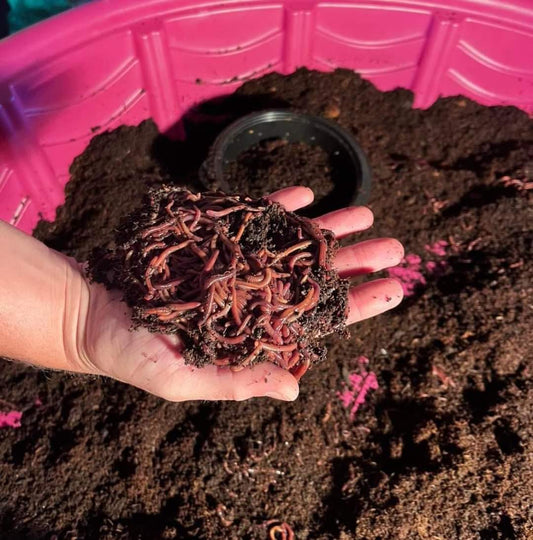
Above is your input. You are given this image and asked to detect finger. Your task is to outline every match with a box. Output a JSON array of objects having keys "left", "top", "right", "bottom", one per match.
[
  {"left": 347, "top": 278, "right": 403, "bottom": 325},
  {"left": 268, "top": 186, "right": 314, "bottom": 211},
  {"left": 336, "top": 238, "right": 404, "bottom": 278},
  {"left": 313, "top": 206, "right": 374, "bottom": 238},
  {"left": 160, "top": 362, "right": 299, "bottom": 402}
]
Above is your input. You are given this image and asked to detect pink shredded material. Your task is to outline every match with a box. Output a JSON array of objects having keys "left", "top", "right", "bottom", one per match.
[
  {"left": 387, "top": 254, "right": 426, "bottom": 296},
  {"left": 0, "top": 411, "right": 22, "bottom": 428},
  {"left": 425, "top": 261, "right": 438, "bottom": 272},
  {"left": 425, "top": 240, "right": 449, "bottom": 257},
  {"left": 389, "top": 242, "right": 451, "bottom": 296},
  {"left": 337, "top": 356, "right": 378, "bottom": 420},
  {"left": 425, "top": 260, "right": 448, "bottom": 274},
  {"left": 425, "top": 240, "right": 450, "bottom": 276}
]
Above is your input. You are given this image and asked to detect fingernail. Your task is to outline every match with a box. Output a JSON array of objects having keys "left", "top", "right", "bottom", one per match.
[{"left": 265, "top": 387, "right": 299, "bottom": 401}]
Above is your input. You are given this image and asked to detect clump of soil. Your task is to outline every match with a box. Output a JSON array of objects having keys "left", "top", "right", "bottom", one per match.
[
  {"left": 89, "top": 187, "right": 347, "bottom": 377},
  {"left": 1, "top": 69, "right": 532, "bottom": 540},
  {"left": 219, "top": 140, "right": 335, "bottom": 204}
]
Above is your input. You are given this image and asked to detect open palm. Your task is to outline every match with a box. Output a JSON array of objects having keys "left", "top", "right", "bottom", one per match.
[{"left": 82, "top": 187, "right": 404, "bottom": 402}]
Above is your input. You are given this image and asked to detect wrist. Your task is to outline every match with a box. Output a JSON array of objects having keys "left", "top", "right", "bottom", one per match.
[
  {"left": 0, "top": 222, "right": 97, "bottom": 375},
  {"left": 59, "top": 257, "right": 101, "bottom": 376}
]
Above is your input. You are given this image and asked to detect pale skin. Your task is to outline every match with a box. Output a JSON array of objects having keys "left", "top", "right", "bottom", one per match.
[{"left": 0, "top": 186, "right": 404, "bottom": 402}]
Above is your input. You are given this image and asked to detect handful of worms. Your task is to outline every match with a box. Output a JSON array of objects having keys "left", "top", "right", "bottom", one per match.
[{"left": 90, "top": 187, "right": 348, "bottom": 379}]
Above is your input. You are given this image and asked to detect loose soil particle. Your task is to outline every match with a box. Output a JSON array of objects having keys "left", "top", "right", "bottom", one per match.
[{"left": 1, "top": 68, "right": 532, "bottom": 540}]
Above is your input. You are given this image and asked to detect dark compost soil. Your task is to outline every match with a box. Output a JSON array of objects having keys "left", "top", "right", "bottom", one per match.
[
  {"left": 1, "top": 68, "right": 532, "bottom": 540},
  {"left": 219, "top": 140, "right": 335, "bottom": 209}
]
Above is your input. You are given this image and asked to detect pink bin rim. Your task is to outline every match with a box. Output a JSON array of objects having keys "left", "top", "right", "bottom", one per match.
[{"left": 1, "top": 0, "right": 532, "bottom": 233}]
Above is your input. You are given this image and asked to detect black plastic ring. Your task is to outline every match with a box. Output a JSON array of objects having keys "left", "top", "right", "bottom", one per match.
[{"left": 200, "top": 109, "right": 371, "bottom": 208}]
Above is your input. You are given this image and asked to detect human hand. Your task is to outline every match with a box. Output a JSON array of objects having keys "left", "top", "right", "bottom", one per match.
[{"left": 0, "top": 187, "right": 403, "bottom": 402}]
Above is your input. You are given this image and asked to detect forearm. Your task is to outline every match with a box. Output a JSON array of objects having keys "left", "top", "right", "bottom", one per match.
[{"left": 0, "top": 221, "right": 91, "bottom": 373}]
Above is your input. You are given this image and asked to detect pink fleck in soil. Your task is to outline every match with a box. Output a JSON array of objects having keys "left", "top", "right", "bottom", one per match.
[
  {"left": 387, "top": 254, "right": 426, "bottom": 296},
  {"left": 0, "top": 411, "right": 22, "bottom": 429},
  {"left": 425, "top": 240, "right": 449, "bottom": 257},
  {"left": 337, "top": 357, "right": 378, "bottom": 419}
]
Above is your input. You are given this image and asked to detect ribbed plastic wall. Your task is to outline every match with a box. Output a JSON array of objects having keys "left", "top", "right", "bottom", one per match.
[{"left": 1, "top": 0, "right": 532, "bottom": 232}]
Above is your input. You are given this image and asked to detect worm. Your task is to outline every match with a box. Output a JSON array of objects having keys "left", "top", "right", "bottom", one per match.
[
  {"left": 153, "top": 240, "right": 193, "bottom": 268},
  {"left": 272, "top": 240, "right": 313, "bottom": 263}
]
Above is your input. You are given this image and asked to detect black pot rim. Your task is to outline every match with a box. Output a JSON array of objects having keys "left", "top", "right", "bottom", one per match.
[{"left": 202, "top": 109, "right": 372, "bottom": 206}]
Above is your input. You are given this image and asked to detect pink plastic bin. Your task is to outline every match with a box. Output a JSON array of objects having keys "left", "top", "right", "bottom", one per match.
[{"left": 1, "top": 0, "right": 532, "bottom": 233}]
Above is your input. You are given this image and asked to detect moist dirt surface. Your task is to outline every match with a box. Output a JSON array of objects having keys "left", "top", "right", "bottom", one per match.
[
  {"left": 220, "top": 140, "right": 335, "bottom": 215},
  {"left": 1, "top": 69, "right": 532, "bottom": 540}
]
